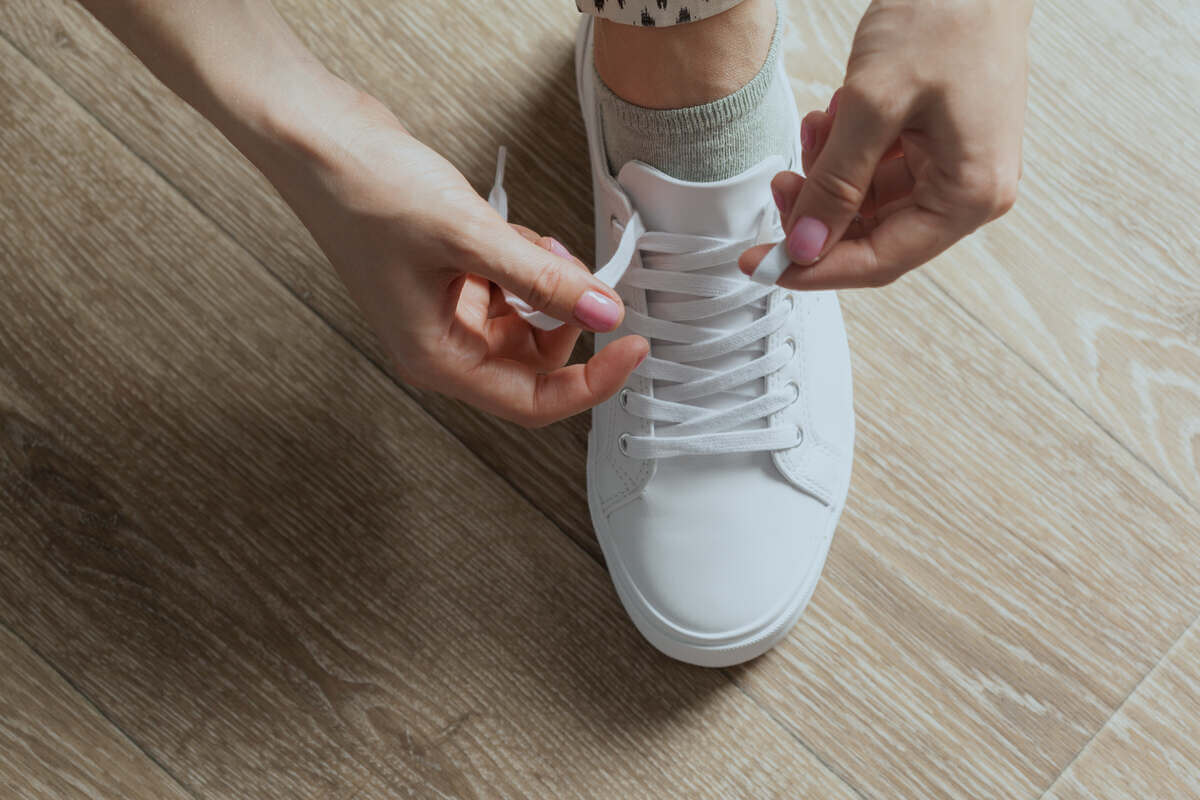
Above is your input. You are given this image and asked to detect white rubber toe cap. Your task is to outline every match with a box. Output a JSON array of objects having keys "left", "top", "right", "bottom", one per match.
[{"left": 596, "top": 453, "right": 836, "bottom": 664}]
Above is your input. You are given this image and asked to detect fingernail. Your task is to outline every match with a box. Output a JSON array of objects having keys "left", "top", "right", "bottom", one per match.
[
  {"left": 548, "top": 237, "right": 571, "bottom": 259},
  {"left": 800, "top": 119, "right": 814, "bottom": 151},
  {"left": 772, "top": 188, "right": 786, "bottom": 215},
  {"left": 787, "top": 217, "right": 829, "bottom": 264},
  {"left": 574, "top": 290, "right": 620, "bottom": 331},
  {"left": 827, "top": 89, "right": 840, "bottom": 115},
  {"left": 634, "top": 350, "right": 648, "bottom": 368}
]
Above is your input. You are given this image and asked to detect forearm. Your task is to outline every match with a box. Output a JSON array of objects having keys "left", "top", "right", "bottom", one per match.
[{"left": 76, "top": 0, "right": 361, "bottom": 178}]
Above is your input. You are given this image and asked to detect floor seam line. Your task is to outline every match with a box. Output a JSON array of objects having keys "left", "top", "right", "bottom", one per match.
[
  {"left": 1036, "top": 610, "right": 1200, "bottom": 798},
  {"left": 922, "top": 273, "right": 1197, "bottom": 515},
  {"left": 725, "top": 671, "right": 873, "bottom": 800},
  {"left": 0, "top": 618, "right": 203, "bottom": 800}
]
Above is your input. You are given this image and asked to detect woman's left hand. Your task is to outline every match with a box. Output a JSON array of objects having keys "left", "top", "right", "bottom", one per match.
[{"left": 740, "top": 0, "right": 1032, "bottom": 289}]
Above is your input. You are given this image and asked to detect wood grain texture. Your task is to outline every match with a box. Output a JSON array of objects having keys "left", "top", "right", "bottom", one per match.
[
  {"left": 782, "top": 0, "right": 1200, "bottom": 503},
  {"left": 730, "top": 276, "right": 1200, "bottom": 799},
  {"left": 0, "top": 0, "right": 603, "bottom": 553},
  {"left": 0, "top": 37, "right": 855, "bottom": 800},
  {"left": 1043, "top": 619, "right": 1200, "bottom": 800},
  {"left": 1, "top": 0, "right": 1198, "bottom": 799},
  {"left": 0, "top": 626, "right": 193, "bottom": 800}
]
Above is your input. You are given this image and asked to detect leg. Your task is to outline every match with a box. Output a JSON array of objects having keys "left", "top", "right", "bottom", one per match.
[
  {"left": 572, "top": 1, "right": 856, "bottom": 668},
  {"left": 582, "top": 0, "right": 792, "bottom": 182},
  {"left": 593, "top": 0, "right": 775, "bottom": 109}
]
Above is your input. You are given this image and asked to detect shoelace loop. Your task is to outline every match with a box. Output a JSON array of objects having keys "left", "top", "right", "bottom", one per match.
[{"left": 487, "top": 148, "right": 800, "bottom": 459}]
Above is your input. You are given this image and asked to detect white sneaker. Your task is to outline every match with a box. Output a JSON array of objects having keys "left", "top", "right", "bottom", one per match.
[{"left": 574, "top": 17, "right": 855, "bottom": 667}]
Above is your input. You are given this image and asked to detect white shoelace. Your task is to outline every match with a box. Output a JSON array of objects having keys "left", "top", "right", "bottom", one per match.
[{"left": 487, "top": 147, "right": 801, "bottom": 459}]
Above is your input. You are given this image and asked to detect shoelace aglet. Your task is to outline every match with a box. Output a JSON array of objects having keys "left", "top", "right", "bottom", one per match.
[{"left": 486, "top": 146, "right": 508, "bottom": 219}]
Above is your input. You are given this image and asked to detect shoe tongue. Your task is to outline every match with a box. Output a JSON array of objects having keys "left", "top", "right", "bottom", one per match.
[
  {"left": 615, "top": 156, "right": 787, "bottom": 423},
  {"left": 615, "top": 155, "right": 786, "bottom": 238}
]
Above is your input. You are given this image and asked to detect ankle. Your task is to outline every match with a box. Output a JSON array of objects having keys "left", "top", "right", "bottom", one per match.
[{"left": 593, "top": 0, "right": 777, "bottom": 109}]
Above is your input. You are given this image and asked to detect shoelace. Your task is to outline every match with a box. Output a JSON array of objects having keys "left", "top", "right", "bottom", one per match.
[{"left": 487, "top": 147, "right": 801, "bottom": 459}]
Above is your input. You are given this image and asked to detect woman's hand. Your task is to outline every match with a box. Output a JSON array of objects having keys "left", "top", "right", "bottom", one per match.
[
  {"left": 740, "top": 0, "right": 1031, "bottom": 289},
  {"left": 266, "top": 87, "right": 648, "bottom": 427},
  {"left": 77, "top": 0, "right": 647, "bottom": 428}
]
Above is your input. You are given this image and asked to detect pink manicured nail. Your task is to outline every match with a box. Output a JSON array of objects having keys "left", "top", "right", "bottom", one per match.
[
  {"left": 827, "top": 89, "right": 840, "bottom": 115},
  {"left": 772, "top": 188, "right": 786, "bottom": 215},
  {"left": 548, "top": 237, "right": 572, "bottom": 259},
  {"left": 787, "top": 217, "right": 829, "bottom": 264},
  {"left": 574, "top": 290, "right": 620, "bottom": 331},
  {"left": 800, "top": 120, "right": 814, "bottom": 151}
]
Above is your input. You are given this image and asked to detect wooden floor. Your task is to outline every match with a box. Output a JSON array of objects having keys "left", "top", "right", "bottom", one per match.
[{"left": 1, "top": 0, "right": 1197, "bottom": 797}]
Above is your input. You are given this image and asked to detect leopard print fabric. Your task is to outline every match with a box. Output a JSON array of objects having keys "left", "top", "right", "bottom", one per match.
[{"left": 577, "top": 0, "right": 745, "bottom": 27}]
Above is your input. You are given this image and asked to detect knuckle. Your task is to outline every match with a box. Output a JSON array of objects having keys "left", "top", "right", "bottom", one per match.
[
  {"left": 866, "top": 271, "right": 894, "bottom": 289},
  {"left": 519, "top": 375, "right": 559, "bottom": 429},
  {"left": 810, "top": 167, "right": 868, "bottom": 216},
  {"left": 390, "top": 342, "right": 442, "bottom": 391},
  {"left": 390, "top": 358, "right": 424, "bottom": 389},
  {"left": 510, "top": 408, "right": 548, "bottom": 429},
  {"left": 525, "top": 259, "right": 564, "bottom": 312},
  {"left": 840, "top": 78, "right": 904, "bottom": 125},
  {"left": 957, "top": 161, "right": 1020, "bottom": 222},
  {"left": 992, "top": 178, "right": 1019, "bottom": 218},
  {"left": 526, "top": 413, "right": 554, "bottom": 430},
  {"left": 438, "top": 204, "right": 493, "bottom": 269}
]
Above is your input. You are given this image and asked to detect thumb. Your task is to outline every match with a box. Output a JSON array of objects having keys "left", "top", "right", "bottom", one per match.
[
  {"left": 476, "top": 222, "right": 624, "bottom": 333},
  {"left": 784, "top": 87, "right": 901, "bottom": 264}
]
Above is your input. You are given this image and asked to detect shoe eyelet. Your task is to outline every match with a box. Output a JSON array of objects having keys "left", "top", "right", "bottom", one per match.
[
  {"left": 618, "top": 433, "right": 631, "bottom": 455},
  {"left": 793, "top": 425, "right": 805, "bottom": 446},
  {"left": 782, "top": 293, "right": 796, "bottom": 311},
  {"left": 618, "top": 388, "right": 631, "bottom": 409},
  {"left": 786, "top": 381, "right": 800, "bottom": 403},
  {"left": 784, "top": 337, "right": 797, "bottom": 358}
]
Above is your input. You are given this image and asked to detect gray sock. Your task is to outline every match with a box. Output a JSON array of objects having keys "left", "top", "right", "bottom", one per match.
[{"left": 595, "top": 7, "right": 792, "bottom": 183}]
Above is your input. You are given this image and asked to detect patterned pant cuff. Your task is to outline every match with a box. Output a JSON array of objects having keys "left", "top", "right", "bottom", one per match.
[{"left": 577, "top": 0, "right": 746, "bottom": 27}]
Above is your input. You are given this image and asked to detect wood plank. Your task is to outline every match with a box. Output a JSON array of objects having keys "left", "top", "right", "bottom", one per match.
[
  {"left": 0, "top": 37, "right": 856, "bottom": 800},
  {"left": 0, "top": 0, "right": 603, "bottom": 552},
  {"left": 0, "top": 626, "right": 193, "bottom": 800},
  {"left": 785, "top": 0, "right": 1200, "bottom": 503},
  {"left": 1044, "top": 618, "right": 1200, "bottom": 800}
]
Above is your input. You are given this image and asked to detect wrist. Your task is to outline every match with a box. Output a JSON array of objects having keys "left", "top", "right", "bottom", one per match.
[{"left": 217, "top": 59, "right": 367, "bottom": 177}]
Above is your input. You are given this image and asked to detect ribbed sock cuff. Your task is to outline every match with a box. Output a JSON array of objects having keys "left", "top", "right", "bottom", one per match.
[{"left": 594, "top": 3, "right": 792, "bottom": 182}]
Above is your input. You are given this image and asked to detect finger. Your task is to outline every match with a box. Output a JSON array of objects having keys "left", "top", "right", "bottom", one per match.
[
  {"left": 456, "top": 274, "right": 493, "bottom": 331},
  {"left": 509, "top": 223, "right": 540, "bottom": 242},
  {"left": 454, "top": 334, "right": 649, "bottom": 428},
  {"left": 801, "top": 107, "right": 903, "bottom": 191},
  {"left": 800, "top": 111, "right": 833, "bottom": 176},
  {"left": 483, "top": 310, "right": 582, "bottom": 371},
  {"left": 484, "top": 234, "right": 588, "bottom": 368},
  {"left": 487, "top": 282, "right": 515, "bottom": 318},
  {"left": 747, "top": 152, "right": 916, "bottom": 276},
  {"left": 775, "top": 204, "right": 963, "bottom": 290},
  {"left": 770, "top": 170, "right": 803, "bottom": 220},
  {"left": 467, "top": 209, "right": 624, "bottom": 333},
  {"left": 488, "top": 231, "right": 571, "bottom": 318},
  {"left": 488, "top": 224, "right": 545, "bottom": 318},
  {"left": 860, "top": 156, "right": 915, "bottom": 219},
  {"left": 781, "top": 86, "right": 904, "bottom": 267}
]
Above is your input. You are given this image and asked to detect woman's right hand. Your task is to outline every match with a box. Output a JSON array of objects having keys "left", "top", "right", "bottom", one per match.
[{"left": 260, "top": 81, "right": 648, "bottom": 428}]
